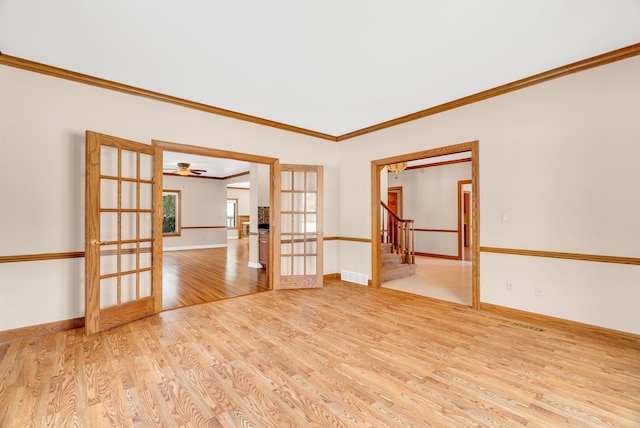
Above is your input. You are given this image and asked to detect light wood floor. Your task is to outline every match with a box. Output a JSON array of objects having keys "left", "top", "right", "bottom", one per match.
[
  {"left": 1, "top": 281, "right": 639, "bottom": 427},
  {"left": 162, "top": 239, "right": 269, "bottom": 310}
]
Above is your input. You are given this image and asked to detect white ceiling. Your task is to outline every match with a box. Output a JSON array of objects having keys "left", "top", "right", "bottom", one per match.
[{"left": 1, "top": 1, "right": 638, "bottom": 138}]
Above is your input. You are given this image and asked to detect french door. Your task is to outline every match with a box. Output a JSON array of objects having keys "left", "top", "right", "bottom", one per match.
[
  {"left": 85, "top": 131, "right": 163, "bottom": 335},
  {"left": 274, "top": 164, "right": 323, "bottom": 289}
]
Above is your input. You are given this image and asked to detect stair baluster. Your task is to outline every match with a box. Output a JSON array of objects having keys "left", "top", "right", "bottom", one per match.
[{"left": 380, "top": 201, "right": 415, "bottom": 266}]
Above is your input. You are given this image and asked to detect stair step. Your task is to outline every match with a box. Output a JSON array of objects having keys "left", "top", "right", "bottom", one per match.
[
  {"left": 381, "top": 263, "right": 417, "bottom": 283},
  {"left": 381, "top": 252, "right": 402, "bottom": 266},
  {"left": 381, "top": 243, "right": 393, "bottom": 254}
]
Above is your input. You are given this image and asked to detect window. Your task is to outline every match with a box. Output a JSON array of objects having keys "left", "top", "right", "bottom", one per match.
[
  {"left": 227, "top": 199, "right": 238, "bottom": 228},
  {"left": 162, "top": 190, "right": 181, "bottom": 236}
]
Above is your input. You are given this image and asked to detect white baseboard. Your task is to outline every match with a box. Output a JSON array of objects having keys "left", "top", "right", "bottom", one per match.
[
  {"left": 163, "top": 244, "right": 228, "bottom": 252},
  {"left": 248, "top": 262, "right": 263, "bottom": 269}
]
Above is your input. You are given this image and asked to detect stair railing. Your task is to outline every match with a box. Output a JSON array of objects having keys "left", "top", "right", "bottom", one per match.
[{"left": 380, "top": 201, "right": 415, "bottom": 264}]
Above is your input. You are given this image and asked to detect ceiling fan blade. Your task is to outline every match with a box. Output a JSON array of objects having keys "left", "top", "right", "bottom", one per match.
[
  {"left": 190, "top": 169, "right": 207, "bottom": 173},
  {"left": 190, "top": 171, "right": 203, "bottom": 175}
]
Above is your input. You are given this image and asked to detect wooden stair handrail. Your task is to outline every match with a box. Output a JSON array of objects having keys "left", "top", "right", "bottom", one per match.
[
  {"left": 380, "top": 200, "right": 415, "bottom": 265},
  {"left": 380, "top": 201, "right": 410, "bottom": 223}
]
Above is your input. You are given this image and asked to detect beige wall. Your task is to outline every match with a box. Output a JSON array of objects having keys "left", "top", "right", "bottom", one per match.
[
  {"left": 227, "top": 188, "right": 251, "bottom": 218},
  {"left": 162, "top": 175, "right": 227, "bottom": 250},
  {"left": 336, "top": 55, "right": 640, "bottom": 334},
  {"left": 0, "top": 64, "right": 339, "bottom": 331},
  {"left": 1, "top": 54, "right": 639, "bottom": 335}
]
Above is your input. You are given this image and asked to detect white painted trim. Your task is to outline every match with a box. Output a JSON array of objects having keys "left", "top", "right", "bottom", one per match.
[
  {"left": 163, "top": 244, "right": 228, "bottom": 252},
  {"left": 248, "top": 261, "right": 263, "bottom": 269}
]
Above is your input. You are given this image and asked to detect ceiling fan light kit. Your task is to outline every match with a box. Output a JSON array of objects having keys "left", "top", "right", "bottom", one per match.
[{"left": 165, "top": 162, "right": 207, "bottom": 176}]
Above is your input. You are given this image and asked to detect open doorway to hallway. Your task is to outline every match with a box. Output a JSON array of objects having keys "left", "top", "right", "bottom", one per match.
[
  {"left": 382, "top": 153, "right": 472, "bottom": 305},
  {"left": 155, "top": 142, "right": 277, "bottom": 311},
  {"left": 371, "top": 141, "right": 479, "bottom": 308}
]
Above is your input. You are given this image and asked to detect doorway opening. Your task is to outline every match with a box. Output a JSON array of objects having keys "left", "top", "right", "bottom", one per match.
[
  {"left": 153, "top": 140, "right": 279, "bottom": 311},
  {"left": 371, "top": 141, "right": 479, "bottom": 309},
  {"left": 387, "top": 186, "right": 403, "bottom": 218},
  {"left": 458, "top": 180, "right": 473, "bottom": 262}
]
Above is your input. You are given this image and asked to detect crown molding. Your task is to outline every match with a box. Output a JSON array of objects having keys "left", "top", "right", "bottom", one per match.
[
  {"left": 336, "top": 43, "right": 640, "bottom": 141},
  {"left": 0, "top": 53, "right": 337, "bottom": 142},
  {"left": 2, "top": 43, "right": 639, "bottom": 143}
]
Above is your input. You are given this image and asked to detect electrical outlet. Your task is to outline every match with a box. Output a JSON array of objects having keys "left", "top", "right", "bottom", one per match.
[
  {"left": 535, "top": 284, "right": 544, "bottom": 297},
  {"left": 506, "top": 281, "right": 515, "bottom": 294}
]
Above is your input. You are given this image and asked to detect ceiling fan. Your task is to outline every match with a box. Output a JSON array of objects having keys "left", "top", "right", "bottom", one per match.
[{"left": 164, "top": 162, "right": 207, "bottom": 176}]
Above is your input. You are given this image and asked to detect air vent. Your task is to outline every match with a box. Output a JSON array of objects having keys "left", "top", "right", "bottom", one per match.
[
  {"left": 340, "top": 270, "right": 368, "bottom": 286},
  {"left": 512, "top": 322, "right": 545, "bottom": 332}
]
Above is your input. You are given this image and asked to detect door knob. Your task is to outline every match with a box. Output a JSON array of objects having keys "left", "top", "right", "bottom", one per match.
[{"left": 91, "top": 239, "right": 105, "bottom": 246}]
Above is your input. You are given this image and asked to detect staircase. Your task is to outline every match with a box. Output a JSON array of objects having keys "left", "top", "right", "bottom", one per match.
[
  {"left": 381, "top": 242, "right": 417, "bottom": 282},
  {"left": 380, "top": 201, "right": 417, "bottom": 283}
]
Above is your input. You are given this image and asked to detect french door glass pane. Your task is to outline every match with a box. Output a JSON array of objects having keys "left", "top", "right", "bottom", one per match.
[
  {"left": 121, "top": 212, "right": 137, "bottom": 241},
  {"left": 140, "top": 243, "right": 152, "bottom": 269},
  {"left": 306, "top": 256, "right": 317, "bottom": 274},
  {"left": 121, "top": 149, "right": 137, "bottom": 179},
  {"left": 140, "top": 271, "right": 152, "bottom": 298},
  {"left": 121, "top": 181, "right": 137, "bottom": 209},
  {"left": 281, "top": 256, "right": 291, "bottom": 275},
  {"left": 121, "top": 243, "right": 137, "bottom": 272},
  {"left": 101, "top": 145, "right": 118, "bottom": 176},
  {"left": 293, "top": 193, "right": 304, "bottom": 212},
  {"left": 140, "top": 212, "right": 153, "bottom": 239},
  {"left": 100, "top": 212, "right": 118, "bottom": 242},
  {"left": 100, "top": 245, "right": 118, "bottom": 276},
  {"left": 140, "top": 183, "right": 153, "bottom": 210},
  {"left": 281, "top": 242, "right": 291, "bottom": 256},
  {"left": 292, "top": 214, "right": 305, "bottom": 233},
  {"left": 305, "top": 193, "right": 317, "bottom": 212},
  {"left": 121, "top": 274, "right": 137, "bottom": 303},
  {"left": 139, "top": 153, "right": 154, "bottom": 181},
  {"left": 306, "top": 172, "right": 317, "bottom": 191},
  {"left": 293, "top": 171, "right": 305, "bottom": 190},
  {"left": 305, "top": 214, "right": 317, "bottom": 233},
  {"left": 281, "top": 214, "right": 291, "bottom": 233},
  {"left": 281, "top": 171, "right": 292, "bottom": 191},
  {"left": 293, "top": 256, "right": 304, "bottom": 275},
  {"left": 100, "top": 277, "right": 118, "bottom": 309},
  {"left": 100, "top": 179, "right": 118, "bottom": 209},
  {"left": 306, "top": 241, "right": 316, "bottom": 254},
  {"left": 281, "top": 193, "right": 292, "bottom": 212}
]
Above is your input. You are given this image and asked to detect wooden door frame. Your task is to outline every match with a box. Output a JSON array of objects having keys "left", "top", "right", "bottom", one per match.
[
  {"left": 371, "top": 140, "right": 480, "bottom": 309},
  {"left": 387, "top": 186, "right": 403, "bottom": 218},
  {"left": 458, "top": 180, "right": 472, "bottom": 261},
  {"left": 152, "top": 140, "right": 280, "bottom": 289}
]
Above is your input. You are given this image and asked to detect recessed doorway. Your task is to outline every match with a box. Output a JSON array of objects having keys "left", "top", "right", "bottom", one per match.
[
  {"left": 154, "top": 140, "right": 278, "bottom": 311},
  {"left": 371, "top": 141, "right": 479, "bottom": 308}
]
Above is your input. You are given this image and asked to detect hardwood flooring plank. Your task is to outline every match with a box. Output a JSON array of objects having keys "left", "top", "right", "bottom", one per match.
[
  {"left": 1, "top": 281, "right": 639, "bottom": 426},
  {"left": 162, "top": 239, "right": 269, "bottom": 310}
]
